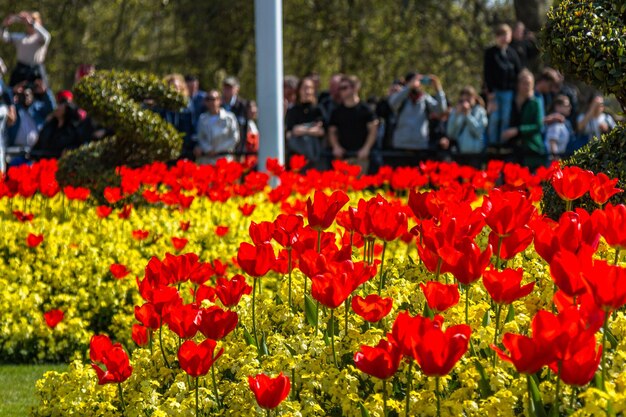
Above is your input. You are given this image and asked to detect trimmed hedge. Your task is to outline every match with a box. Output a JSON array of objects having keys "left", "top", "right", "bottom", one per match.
[{"left": 56, "top": 70, "right": 186, "bottom": 193}]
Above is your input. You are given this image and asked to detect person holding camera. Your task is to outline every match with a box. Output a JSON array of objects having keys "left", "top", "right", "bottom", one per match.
[
  {"left": 387, "top": 72, "right": 447, "bottom": 166},
  {"left": 2, "top": 11, "right": 51, "bottom": 87},
  {"left": 447, "top": 86, "right": 488, "bottom": 167}
]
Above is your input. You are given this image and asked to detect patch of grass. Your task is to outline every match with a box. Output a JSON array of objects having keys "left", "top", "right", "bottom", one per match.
[{"left": 0, "top": 364, "right": 66, "bottom": 416}]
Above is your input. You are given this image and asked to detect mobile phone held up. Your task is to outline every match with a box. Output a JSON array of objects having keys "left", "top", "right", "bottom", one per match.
[{"left": 421, "top": 75, "right": 431, "bottom": 85}]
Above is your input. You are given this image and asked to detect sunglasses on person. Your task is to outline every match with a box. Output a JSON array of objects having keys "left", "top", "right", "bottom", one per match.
[
  {"left": 339, "top": 84, "right": 352, "bottom": 91},
  {"left": 205, "top": 96, "right": 220, "bottom": 101}
]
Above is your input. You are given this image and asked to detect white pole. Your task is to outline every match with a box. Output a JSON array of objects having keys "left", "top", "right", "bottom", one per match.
[{"left": 255, "top": 0, "right": 284, "bottom": 172}]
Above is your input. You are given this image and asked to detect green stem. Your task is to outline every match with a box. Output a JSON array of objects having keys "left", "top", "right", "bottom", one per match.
[
  {"left": 159, "top": 323, "right": 171, "bottom": 368},
  {"left": 330, "top": 308, "right": 338, "bottom": 368},
  {"left": 405, "top": 360, "right": 413, "bottom": 417},
  {"left": 526, "top": 374, "right": 533, "bottom": 417},
  {"left": 378, "top": 242, "right": 387, "bottom": 294},
  {"left": 344, "top": 298, "right": 349, "bottom": 339},
  {"left": 315, "top": 300, "right": 320, "bottom": 336},
  {"left": 383, "top": 378, "right": 388, "bottom": 417},
  {"left": 565, "top": 199, "right": 572, "bottom": 213},
  {"left": 117, "top": 383, "right": 127, "bottom": 416},
  {"left": 195, "top": 377, "right": 199, "bottom": 417},
  {"left": 492, "top": 304, "right": 502, "bottom": 367},
  {"left": 287, "top": 248, "right": 293, "bottom": 309},
  {"left": 465, "top": 284, "right": 470, "bottom": 326},
  {"left": 435, "top": 376, "right": 441, "bottom": 417},
  {"left": 601, "top": 312, "right": 609, "bottom": 390},
  {"left": 496, "top": 236, "right": 503, "bottom": 271},
  {"left": 212, "top": 364, "right": 221, "bottom": 408},
  {"left": 266, "top": 409, "right": 271, "bottom": 417},
  {"left": 554, "top": 363, "right": 562, "bottom": 416},
  {"left": 614, "top": 249, "right": 620, "bottom": 266},
  {"left": 435, "top": 258, "right": 442, "bottom": 282},
  {"left": 317, "top": 229, "right": 322, "bottom": 254},
  {"left": 252, "top": 279, "right": 260, "bottom": 350}
]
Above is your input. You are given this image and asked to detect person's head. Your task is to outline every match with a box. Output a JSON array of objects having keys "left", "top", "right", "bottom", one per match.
[
  {"left": 459, "top": 85, "right": 484, "bottom": 108},
  {"left": 222, "top": 76, "right": 240, "bottom": 102},
  {"left": 535, "top": 68, "right": 559, "bottom": 94},
  {"left": 388, "top": 79, "right": 403, "bottom": 96},
  {"left": 338, "top": 75, "right": 360, "bottom": 100},
  {"left": 246, "top": 100, "right": 257, "bottom": 120},
  {"left": 204, "top": 89, "right": 221, "bottom": 114},
  {"left": 306, "top": 72, "right": 320, "bottom": 93},
  {"left": 329, "top": 73, "right": 343, "bottom": 101},
  {"left": 513, "top": 21, "right": 526, "bottom": 41},
  {"left": 588, "top": 94, "right": 605, "bottom": 116},
  {"left": 495, "top": 23, "right": 512, "bottom": 47},
  {"left": 32, "top": 77, "right": 47, "bottom": 95},
  {"left": 517, "top": 69, "right": 535, "bottom": 99},
  {"left": 284, "top": 75, "right": 299, "bottom": 105},
  {"left": 550, "top": 94, "right": 572, "bottom": 117},
  {"left": 296, "top": 77, "right": 317, "bottom": 105},
  {"left": 17, "top": 87, "right": 34, "bottom": 108},
  {"left": 164, "top": 73, "right": 189, "bottom": 98},
  {"left": 184, "top": 75, "right": 200, "bottom": 96},
  {"left": 21, "top": 11, "right": 42, "bottom": 35}
]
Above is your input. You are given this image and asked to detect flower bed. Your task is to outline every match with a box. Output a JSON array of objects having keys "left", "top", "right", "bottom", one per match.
[{"left": 2, "top": 159, "right": 626, "bottom": 416}]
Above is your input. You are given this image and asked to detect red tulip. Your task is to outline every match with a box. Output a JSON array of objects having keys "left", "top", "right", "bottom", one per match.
[
  {"left": 12, "top": 210, "right": 33, "bottom": 222},
  {"left": 482, "top": 189, "right": 535, "bottom": 237},
  {"left": 273, "top": 214, "right": 304, "bottom": 249},
  {"left": 368, "top": 195, "right": 408, "bottom": 242},
  {"left": 408, "top": 189, "right": 438, "bottom": 220},
  {"left": 589, "top": 173, "right": 622, "bottom": 205},
  {"left": 195, "top": 306, "right": 238, "bottom": 340},
  {"left": 598, "top": 204, "right": 626, "bottom": 250},
  {"left": 110, "top": 263, "right": 130, "bottom": 279},
  {"left": 103, "top": 186, "right": 124, "bottom": 204},
  {"left": 117, "top": 204, "right": 132, "bottom": 219},
  {"left": 132, "top": 229, "right": 149, "bottom": 240},
  {"left": 351, "top": 294, "right": 393, "bottom": 322},
  {"left": 177, "top": 339, "right": 223, "bottom": 377},
  {"left": 179, "top": 220, "right": 191, "bottom": 231},
  {"left": 237, "top": 242, "right": 275, "bottom": 277},
  {"left": 446, "top": 238, "right": 492, "bottom": 285},
  {"left": 551, "top": 167, "right": 593, "bottom": 202},
  {"left": 412, "top": 320, "right": 470, "bottom": 376},
  {"left": 581, "top": 258, "right": 626, "bottom": 312},
  {"left": 354, "top": 338, "right": 402, "bottom": 380},
  {"left": 134, "top": 303, "right": 161, "bottom": 330},
  {"left": 90, "top": 335, "right": 133, "bottom": 385},
  {"left": 306, "top": 190, "right": 350, "bottom": 231},
  {"left": 171, "top": 237, "right": 188, "bottom": 251},
  {"left": 193, "top": 284, "right": 217, "bottom": 303},
  {"left": 249, "top": 221, "right": 275, "bottom": 245},
  {"left": 289, "top": 154, "right": 307, "bottom": 171},
  {"left": 390, "top": 311, "right": 442, "bottom": 358},
  {"left": 162, "top": 300, "right": 199, "bottom": 339},
  {"left": 491, "top": 333, "right": 549, "bottom": 374},
  {"left": 483, "top": 268, "right": 534, "bottom": 304},
  {"left": 64, "top": 186, "right": 91, "bottom": 201},
  {"left": 26, "top": 233, "right": 44, "bottom": 248},
  {"left": 248, "top": 372, "right": 291, "bottom": 410},
  {"left": 131, "top": 324, "right": 149, "bottom": 347},
  {"left": 488, "top": 227, "right": 533, "bottom": 260},
  {"left": 420, "top": 281, "right": 460, "bottom": 313},
  {"left": 96, "top": 205, "right": 113, "bottom": 218},
  {"left": 238, "top": 203, "right": 257, "bottom": 217},
  {"left": 43, "top": 309, "right": 64, "bottom": 328},
  {"left": 215, "top": 275, "right": 252, "bottom": 308},
  {"left": 215, "top": 226, "right": 229, "bottom": 237},
  {"left": 311, "top": 272, "right": 354, "bottom": 309},
  {"left": 551, "top": 331, "right": 602, "bottom": 386},
  {"left": 549, "top": 249, "right": 589, "bottom": 298}
]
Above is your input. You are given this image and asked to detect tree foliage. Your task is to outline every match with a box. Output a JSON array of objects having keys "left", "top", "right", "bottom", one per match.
[{"left": 0, "top": 0, "right": 513, "bottom": 98}]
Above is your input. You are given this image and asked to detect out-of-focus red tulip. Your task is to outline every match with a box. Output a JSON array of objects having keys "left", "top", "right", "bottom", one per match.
[
  {"left": 26, "top": 233, "right": 44, "bottom": 248},
  {"left": 131, "top": 324, "right": 149, "bottom": 347},
  {"left": 215, "top": 226, "right": 229, "bottom": 237},
  {"left": 132, "top": 229, "right": 149, "bottom": 241},
  {"left": 110, "top": 263, "right": 130, "bottom": 279},
  {"left": 43, "top": 309, "right": 64, "bottom": 328},
  {"left": 171, "top": 237, "right": 188, "bottom": 251}
]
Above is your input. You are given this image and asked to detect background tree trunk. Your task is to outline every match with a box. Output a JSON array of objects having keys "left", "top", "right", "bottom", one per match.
[{"left": 514, "top": 0, "right": 550, "bottom": 31}]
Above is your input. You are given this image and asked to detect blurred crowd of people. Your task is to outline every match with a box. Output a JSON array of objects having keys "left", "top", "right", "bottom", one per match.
[{"left": 0, "top": 13, "right": 618, "bottom": 174}]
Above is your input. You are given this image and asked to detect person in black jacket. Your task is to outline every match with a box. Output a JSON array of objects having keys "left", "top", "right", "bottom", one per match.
[
  {"left": 31, "top": 91, "right": 81, "bottom": 159},
  {"left": 484, "top": 24, "right": 521, "bottom": 146}
]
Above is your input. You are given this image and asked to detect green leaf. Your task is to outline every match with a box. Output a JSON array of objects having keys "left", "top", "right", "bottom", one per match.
[
  {"left": 528, "top": 374, "right": 548, "bottom": 417},
  {"left": 482, "top": 310, "right": 491, "bottom": 327},
  {"left": 505, "top": 304, "right": 515, "bottom": 323},
  {"left": 607, "top": 328, "right": 618, "bottom": 349},
  {"left": 259, "top": 332, "right": 269, "bottom": 356},
  {"left": 474, "top": 359, "right": 494, "bottom": 398},
  {"left": 423, "top": 303, "right": 434, "bottom": 319},
  {"left": 242, "top": 325, "right": 256, "bottom": 347},
  {"left": 359, "top": 402, "right": 371, "bottom": 417},
  {"left": 304, "top": 294, "right": 318, "bottom": 327},
  {"left": 284, "top": 343, "right": 297, "bottom": 357}
]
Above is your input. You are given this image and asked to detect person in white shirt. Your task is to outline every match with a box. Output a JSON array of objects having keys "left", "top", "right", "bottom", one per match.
[
  {"left": 2, "top": 11, "right": 51, "bottom": 86},
  {"left": 545, "top": 95, "right": 574, "bottom": 160},
  {"left": 193, "top": 90, "right": 240, "bottom": 165},
  {"left": 577, "top": 95, "right": 616, "bottom": 142}
]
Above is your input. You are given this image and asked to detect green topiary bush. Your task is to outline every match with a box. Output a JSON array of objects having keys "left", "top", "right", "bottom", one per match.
[
  {"left": 56, "top": 70, "right": 187, "bottom": 194},
  {"left": 541, "top": 0, "right": 626, "bottom": 218}
]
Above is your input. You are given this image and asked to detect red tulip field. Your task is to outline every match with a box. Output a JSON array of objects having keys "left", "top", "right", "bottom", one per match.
[{"left": 2, "top": 158, "right": 626, "bottom": 416}]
